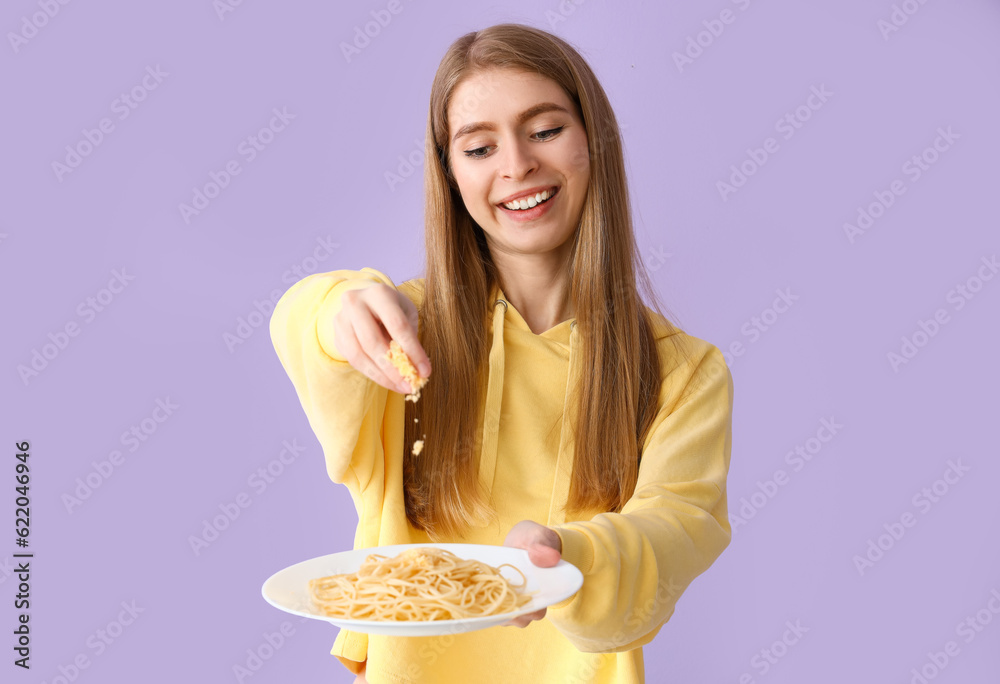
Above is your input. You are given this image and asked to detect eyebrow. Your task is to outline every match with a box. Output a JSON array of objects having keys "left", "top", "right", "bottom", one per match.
[{"left": 451, "top": 102, "right": 571, "bottom": 144}]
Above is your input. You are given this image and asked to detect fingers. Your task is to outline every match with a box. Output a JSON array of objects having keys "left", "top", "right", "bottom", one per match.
[
  {"left": 501, "top": 608, "right": 546, "bottom": 628},
  {"left": 337, "top": 287, "right": 414, "bottom": 394},
  {"left": 355, "top": 287, "right": 431, "bottom": 378},
  {"left": 527, "top": 544, "right": 561, "bottom": 568},
  {"left": 353, "top": 303, "right": 413, "bottom": 393},
  {"left": 333, "top": 314, "right": 408, "bottom": 393},
  {"left": 385, "top": 290, "right": 431, "bottom": 377},
  {"left": 505, "top": 521, "right": 562, "bottom": 568}
]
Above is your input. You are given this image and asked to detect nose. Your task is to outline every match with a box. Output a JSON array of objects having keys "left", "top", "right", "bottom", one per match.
[{"left": 498, "top": 137, "right": 538, "bottom": 181}]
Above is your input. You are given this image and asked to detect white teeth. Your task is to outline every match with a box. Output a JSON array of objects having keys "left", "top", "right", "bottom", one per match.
[{"left": 503, "top": 189, "right": 552, "bottom": 210}]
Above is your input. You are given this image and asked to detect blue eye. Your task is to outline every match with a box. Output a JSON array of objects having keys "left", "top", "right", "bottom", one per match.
[{"left": 462, "top": 127, "right": 565, "bottom": 160}]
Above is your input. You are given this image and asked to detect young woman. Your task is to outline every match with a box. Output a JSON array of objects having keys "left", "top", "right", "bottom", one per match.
[{"left": 270, "top": 23, "right": 734, "bottom": 684}]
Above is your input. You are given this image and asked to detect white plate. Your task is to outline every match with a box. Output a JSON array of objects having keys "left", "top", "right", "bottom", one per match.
[{"left": 261, "top": 543, "right": 584, "bottom": 636}]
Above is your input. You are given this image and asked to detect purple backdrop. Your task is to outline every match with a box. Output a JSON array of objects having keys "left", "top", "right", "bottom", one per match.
[{"left": 4, "top": 1, "right": 999, "bottom": 682}]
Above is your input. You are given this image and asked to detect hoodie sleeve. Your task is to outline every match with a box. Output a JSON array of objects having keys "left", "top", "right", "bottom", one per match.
[
  {"left": 547, "top": 342, "right": 734, "bottom": 654},
  {"left": 269, "top": 267, "right": 406, "bottom": 675},
  {"left": 268, "top": 267, "right": 400, "bottom": 496}
]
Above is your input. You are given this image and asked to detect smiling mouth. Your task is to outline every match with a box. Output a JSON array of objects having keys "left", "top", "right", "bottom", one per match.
[{"left": 497, "top": 187, "right": 560, "bottom": 211}]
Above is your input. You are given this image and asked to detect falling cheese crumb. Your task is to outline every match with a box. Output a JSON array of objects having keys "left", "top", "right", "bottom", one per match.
[
  {"left": 385, "top": 340, "right": 428, "bottom": 402},
  {"left": 385, "top": 340, "right": 429, "bottom": 457}
]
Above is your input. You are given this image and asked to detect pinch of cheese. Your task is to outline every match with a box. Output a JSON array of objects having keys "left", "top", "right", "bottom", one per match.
[{"left": 385, "top": 340, "right": 428, "bottom": 402}]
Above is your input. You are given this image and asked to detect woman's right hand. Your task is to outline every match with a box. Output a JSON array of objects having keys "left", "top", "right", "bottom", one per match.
[{"left": 333, "top": 283, "right": 431, "bottom": 394}]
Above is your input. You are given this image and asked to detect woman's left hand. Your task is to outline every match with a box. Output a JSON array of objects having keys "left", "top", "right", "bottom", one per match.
[{"left": 500, "top": 520, "right": 562, "bottom": 628}]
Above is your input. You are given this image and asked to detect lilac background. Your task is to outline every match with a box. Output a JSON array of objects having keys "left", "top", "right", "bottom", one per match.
[{"left": 3, "top": 0, "right": 999, "bottom": 682}]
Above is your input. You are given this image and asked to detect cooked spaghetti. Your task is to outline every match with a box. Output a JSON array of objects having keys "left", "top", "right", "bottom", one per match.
[{"left": 308, "top": 547, "right": 534, "bottom": 621}]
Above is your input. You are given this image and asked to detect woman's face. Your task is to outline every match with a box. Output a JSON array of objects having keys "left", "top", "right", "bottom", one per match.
[{"left": 447, "top": 68, "right": 591, "bottom": 263}]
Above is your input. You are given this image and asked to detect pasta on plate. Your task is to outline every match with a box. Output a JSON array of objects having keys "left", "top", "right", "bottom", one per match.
[{"left": 308, "top": 547, "right": 535, "bottom": 621}]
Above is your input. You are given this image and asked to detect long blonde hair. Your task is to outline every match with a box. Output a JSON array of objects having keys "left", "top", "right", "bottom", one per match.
[{"left": 404, "top": 23, "right": 682, "bottom": 540}]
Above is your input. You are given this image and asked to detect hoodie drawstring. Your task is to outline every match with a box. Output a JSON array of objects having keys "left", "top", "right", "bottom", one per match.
[
  {"left": 547, "top": 320, "right": 578, "bottom": 527},
  {"left": 477, "top": 300, "right": 579, "bottom": 527},
  {"left": 478, "top": 300, "right": 507, "bottom": 497}
]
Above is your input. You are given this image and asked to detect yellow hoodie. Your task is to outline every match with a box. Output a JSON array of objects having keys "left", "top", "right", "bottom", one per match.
[{"left": 269, "top": 267, "right": 734, "bottom": 684}]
